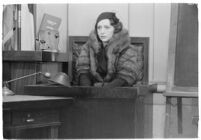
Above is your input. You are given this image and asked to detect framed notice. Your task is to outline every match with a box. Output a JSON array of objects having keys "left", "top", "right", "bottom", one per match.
[{"left": 39, "top": 13, "right": 61, "bottom": 31}]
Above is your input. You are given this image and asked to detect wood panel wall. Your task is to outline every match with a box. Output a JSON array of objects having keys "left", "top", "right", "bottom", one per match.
[{"left": 3, "top": 62, "right": 65, "bottom": 94}]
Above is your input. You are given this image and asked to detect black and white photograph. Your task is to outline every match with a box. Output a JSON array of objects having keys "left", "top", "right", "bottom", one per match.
[{"left": 1, "top": 1, "right": 199, "bottom": 139}]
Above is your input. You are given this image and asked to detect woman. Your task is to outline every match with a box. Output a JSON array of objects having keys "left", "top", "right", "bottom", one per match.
[{"left": 76, "top": 12, "right": 143, "bottom": 87}]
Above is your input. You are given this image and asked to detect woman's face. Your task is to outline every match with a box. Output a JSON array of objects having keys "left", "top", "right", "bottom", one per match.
[{"left": 97, "top": 19, "right": 114, "bottom": 43}]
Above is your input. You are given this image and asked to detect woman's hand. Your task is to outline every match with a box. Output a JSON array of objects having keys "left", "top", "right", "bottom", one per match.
[
  {"left": 94, "top": 82, "right": 103, "bottom": 87},
  {"left": 94, "top": 82, "right": 110, "bottom": 87},
  {"left": 102, "top": 78, "right": 127, "bottom": 88},
  {"left": 104, "top": 73, "right": 113, "bottom": 82}
]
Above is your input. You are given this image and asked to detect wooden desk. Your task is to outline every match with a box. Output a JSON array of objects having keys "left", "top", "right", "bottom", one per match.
[
  {"left": 24, "top": 86, "right": 154, "bottom": 138},
  {"left": 3, "top": 95, "right": 73, "bottom": 139}
]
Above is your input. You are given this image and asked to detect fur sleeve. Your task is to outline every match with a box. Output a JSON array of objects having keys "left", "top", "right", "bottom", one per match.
[{"left": 116, "top": 45, "right": 143, "bottom": 85}]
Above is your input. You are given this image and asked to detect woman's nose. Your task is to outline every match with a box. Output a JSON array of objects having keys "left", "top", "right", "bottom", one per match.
[
  {"left": 99, "top": 28, "right": 105, "bottom": 34},
  {"left": 100, "top": 30, "right": 106, "bottom": 35}
]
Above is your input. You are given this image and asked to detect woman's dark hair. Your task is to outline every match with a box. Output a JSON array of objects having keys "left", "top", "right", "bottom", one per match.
[
  {"left": 95, "top": 12, "right": 123, "bottom": 34},
  {"left": 109, "top": 18, "right": 123, "bottom": 33}
]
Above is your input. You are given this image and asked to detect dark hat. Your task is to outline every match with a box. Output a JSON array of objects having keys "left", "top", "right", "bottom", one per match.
[{"left": 96, "top": 12, "right": 119, "bottom": 25}]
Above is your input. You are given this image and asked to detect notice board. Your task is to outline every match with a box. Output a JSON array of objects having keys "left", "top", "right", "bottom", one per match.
[
  {"left": 166, "top": 4, "right": 198, "bottom": 97},
  {"left": 173, "top": 4, "right": 198, "bottom": 88}
]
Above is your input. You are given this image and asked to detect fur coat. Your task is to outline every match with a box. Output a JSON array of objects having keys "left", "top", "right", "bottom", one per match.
[{"left": 76, "top": 29, "right": 143, "bottom": 86}]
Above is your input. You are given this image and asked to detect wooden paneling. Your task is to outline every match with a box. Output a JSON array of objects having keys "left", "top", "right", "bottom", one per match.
[
  {"left": 24, "top": 86, "right": 138, "bottom": 98},
  {"left": 9, "top": 62, "right": 37, "bottom": 94},
  {"left": 135, "top": 94, "right": 153, "bottom": 138},
  {"left": 3, "top": 50, "right": 68, "bottom": 94},
  {"left": 59, "top": 94, "right": 153, "bottom": 138},
  {"left": 3, "top": 51, "right": 42, "bottom": 61},
  {"left": 60, "top": 99, "right": 136, "bottom": 138},
  {"left": 23, "top": 85, "right": 153, "bottom": 138},
  {"left": 3, "top": 51, "right": 68, "bottom": 62},
  {"left": 3, "top": 61, "right": 66, "bottom": 94},
  {"left": 3, "top": 63, "right": 11, "bottom": 82}
]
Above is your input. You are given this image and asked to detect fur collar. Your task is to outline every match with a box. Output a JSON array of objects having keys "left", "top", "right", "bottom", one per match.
[
  {"left": 86, "top": 28, "right": 131, "bottom": 81},
  {"left": 87, "top": 29, "right": 130, "bottom": 54}
]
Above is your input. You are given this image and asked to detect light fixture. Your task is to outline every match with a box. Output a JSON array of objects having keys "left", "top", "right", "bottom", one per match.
[
  {"left": 2, "top": 72, "right": 51, "bottom": 96},
  {"left": 49, "top": 72, "right": 71, "bottom": 87}
]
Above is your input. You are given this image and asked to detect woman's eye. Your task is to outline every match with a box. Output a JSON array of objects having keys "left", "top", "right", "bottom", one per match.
[
  {"left": 97, "top": 26, "right": 101, "bottom": 30},
  {"left": 104, "top": 26, "right": 110, "bottom": 29}
]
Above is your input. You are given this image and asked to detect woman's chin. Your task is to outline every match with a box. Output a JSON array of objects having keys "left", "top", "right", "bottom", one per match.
[{"left": 101, "top": 40, "right": 109, "bottom": 43}]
